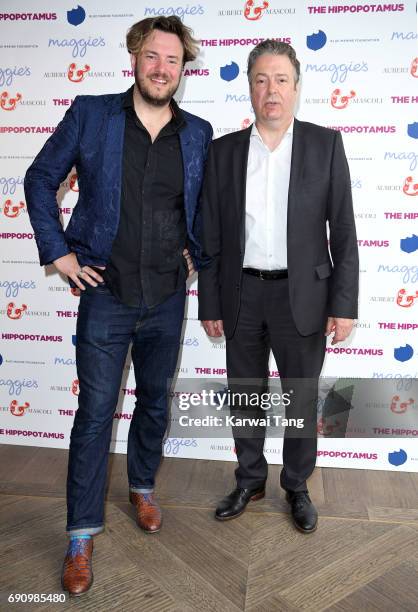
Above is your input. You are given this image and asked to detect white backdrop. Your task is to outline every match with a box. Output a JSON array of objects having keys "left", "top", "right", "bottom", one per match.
[{"left": 0, "top": 0, "right": 417, "bottom": 473}]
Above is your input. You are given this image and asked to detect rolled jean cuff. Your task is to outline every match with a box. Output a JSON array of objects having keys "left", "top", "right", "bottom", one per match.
[
  {"left": 129, "top": 486, "right": 154, "bottom": 494},
  {"left": 66, "top": 525, "right": 104, "bottom": 537}
]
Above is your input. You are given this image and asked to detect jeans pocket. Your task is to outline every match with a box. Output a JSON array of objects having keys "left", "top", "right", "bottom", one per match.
[{"left": 84, "top": 282, "right": 110, "bottom": 295}]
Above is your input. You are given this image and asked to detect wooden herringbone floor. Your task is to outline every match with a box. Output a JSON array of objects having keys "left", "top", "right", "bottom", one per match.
[{"left": 1, "top": 445, "right": 418, "bottom": 611}]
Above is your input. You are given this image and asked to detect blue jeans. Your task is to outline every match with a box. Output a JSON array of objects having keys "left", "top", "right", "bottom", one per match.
[{"left": 66, "top": 284, "right": 185, "bottom": 535}]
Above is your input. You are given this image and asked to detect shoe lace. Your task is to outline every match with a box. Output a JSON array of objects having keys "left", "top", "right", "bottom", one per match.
[{"left": 292, "top": 492, "right": 310, "bottom": 511}]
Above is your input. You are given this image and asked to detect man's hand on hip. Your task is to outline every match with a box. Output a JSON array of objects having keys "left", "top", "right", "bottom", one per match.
[
  {"left": 53, "top": 253, "right": 105, "bottom": 290},
  {"left": 325, "top": 317, "right": 354, "bottom": 345},
  {"left": 202, "top": 320, "right": 224, "bottom": 337}
]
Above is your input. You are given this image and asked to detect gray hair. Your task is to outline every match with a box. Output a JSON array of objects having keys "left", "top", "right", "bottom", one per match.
[{"left": 247, "top": 40, "right": 300, "bottom": 86}]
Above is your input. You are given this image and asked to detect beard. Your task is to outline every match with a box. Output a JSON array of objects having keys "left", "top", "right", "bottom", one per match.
[{"left": 135, "top": 70, "right": 180, "bottom": 107}]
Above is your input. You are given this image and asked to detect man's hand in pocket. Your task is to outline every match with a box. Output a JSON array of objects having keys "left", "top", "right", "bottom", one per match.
[{"left": 53, "top": 253, "right": 105, "bottom": 290}]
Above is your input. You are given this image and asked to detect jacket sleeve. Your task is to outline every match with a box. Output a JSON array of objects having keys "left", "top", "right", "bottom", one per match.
[
  {"left": 198, "top": 142, "right": 223, "bottom": 321},
  {"left": 24, "top": 96, "right": 82, "bottom": 266},
  {"left": 189, "top": 121, "right": 213, "bottom": 271},
  {"left": 327, "top": 130, "right": 359, "bottom": 319}
]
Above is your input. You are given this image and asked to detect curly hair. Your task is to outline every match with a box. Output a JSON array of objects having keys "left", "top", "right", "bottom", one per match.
[{"left": 126, "top": 16, "right": 199, "bottom": 64}]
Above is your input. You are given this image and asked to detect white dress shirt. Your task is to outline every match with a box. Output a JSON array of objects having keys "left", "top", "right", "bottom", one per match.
[{"left": 243, "top": 120, "right": 294, "bottom": 270}]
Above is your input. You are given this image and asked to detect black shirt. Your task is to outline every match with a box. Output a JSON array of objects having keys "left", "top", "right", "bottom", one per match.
[{"left": 102, "top": 86, "right": 187, "bottom": 307}]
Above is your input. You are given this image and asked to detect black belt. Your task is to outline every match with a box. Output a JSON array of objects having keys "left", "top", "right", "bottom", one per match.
[{"left": 243, "top": 267, "right": 288, "bottom": 280}]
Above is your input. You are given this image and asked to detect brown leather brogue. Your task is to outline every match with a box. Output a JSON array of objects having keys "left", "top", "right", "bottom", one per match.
[
  {"left": 61, "top": 536, "right": 94, "bottom": 597},
  {"left": 129, "top": 491, "right": 162, "bottom": 533}
]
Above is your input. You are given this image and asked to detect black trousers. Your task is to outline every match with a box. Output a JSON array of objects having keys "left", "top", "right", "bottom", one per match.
[{"left": 226, "top": 273, "right": 326, "bottom": 492}]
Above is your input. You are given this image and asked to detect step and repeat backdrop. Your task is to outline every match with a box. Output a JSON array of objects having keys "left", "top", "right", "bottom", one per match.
[{"left": 0, "top": 0, "right": 417, "bottom": 472}]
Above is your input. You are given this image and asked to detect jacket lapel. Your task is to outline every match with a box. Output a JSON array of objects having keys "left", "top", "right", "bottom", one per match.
[
  {"left": 233, "top": 126, "right": 252, "bottom": 251},
  {"left": 287, "top": 118, "right": 305, "bottom": 234},
  {"left": 102, "top": 92, "right": 127, "bottom": 222},
  {"left": 178, "top": 127, "right": 193, "bottom": 230}
]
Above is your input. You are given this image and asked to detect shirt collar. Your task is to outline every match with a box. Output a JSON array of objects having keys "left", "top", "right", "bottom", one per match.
[
  {"left": 123, "top": 84, "right": 185, "bottom": 130},
  {"left": 251, "top": 118, "right": 294, "bottom": 142}
]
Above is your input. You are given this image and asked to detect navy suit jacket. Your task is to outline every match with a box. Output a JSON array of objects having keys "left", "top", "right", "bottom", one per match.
[{"left": 24, "top": 89, "right": 213, "bottom": 270}]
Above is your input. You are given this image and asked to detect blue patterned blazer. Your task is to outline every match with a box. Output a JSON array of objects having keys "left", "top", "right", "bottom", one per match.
[{"left": 24, "top": 89, "right": 213, "bottom": 270}]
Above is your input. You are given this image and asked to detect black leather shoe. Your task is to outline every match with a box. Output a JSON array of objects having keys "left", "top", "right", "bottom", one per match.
[
  {"left": 286, "top": 490, "right": 318, "bottom": 533},
  {"left": 215, "top": 486, "right": 265, "bottom": 521}
]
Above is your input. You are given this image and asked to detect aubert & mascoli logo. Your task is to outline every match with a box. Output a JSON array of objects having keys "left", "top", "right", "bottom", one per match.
[
  {"left": 396, "top": 288, "right": 418, "bottom": 308},
  {"left": 68, "top": 63, "right": 90, "bottom": 83},
  {"left": 9, "top": 400, "right": 29, "bottom": 416},
  {"left": 403, "top": 176, "right": 418, "bottom": 196},
  {"left": 0, "top": 91, "right": 45, "bottom": 110},
  {"left": 72, "top": 379, "right": 80, "bottom": 396},
  {"left": 331, "top": 88, "right": 356, "bottom": 109},
  {"left": 2, "top": 199, "right": 26, "bottom": 218},
  {"left": 219, "top": 0, "right": 294, "bottom": 19},
  {"left": 305, "top": 90, "right": 383, "bottom": 107},
  {"left": 69, "top": 173, "right": 78, "bottom": 191},
  {"left": 47, "top": 285, "right": 79, "bottom": 295},
  {"left": 244, "top": 0, "right": 269, "bottom": 20},
  {"left": 6, "top": 402, "right": 53, "bottom": 417},
  {"left": 317, "top": 417, "right": 341, "bottom": 436},
  {"left": 3, "top": 303, "right": 50, "bottom": 319},
  {"left": 390, "top": 395, "right": 414, "bottom": 414},
  {"left": 43, "top": 65, "right": 115, "bottom": 81},
  {"left": 376, "top": 178, "right": 417, "bottom": 195},
  {"left": 6, "top": 302, "right": 27, "bottom": 319},
  {"left": 49, "top": 380, "right": 79, "bottom": 395},
  {"left": 60, "top": 172, "right": 79, "bottom": 192},
  {"left": 0, "top": 91, "right": 22, "bottom": 111}
]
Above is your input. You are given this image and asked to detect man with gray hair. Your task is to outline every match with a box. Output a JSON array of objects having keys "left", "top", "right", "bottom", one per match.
[{"left": 199, "top": 40, "right": 358, "bottom": 532}]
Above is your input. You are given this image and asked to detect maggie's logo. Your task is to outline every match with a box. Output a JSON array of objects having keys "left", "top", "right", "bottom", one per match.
[
  {"left": 69, "top": 173, "right": 79, "bottom": 192},
  {"left": 403, "top": 176, "right": 418, "bottom": 196},
  {"left": 67, "top": 63, "right": 90, "bottom": 83},
  {"left": 3, "top": 199, "right": 25, "bottom": 218},
  {"left": 330, "top": 88, "right": 356, "bottom": 109},
  {"left": 10, "top": 400, "right": 30, "bottom": 416},
  {"left": 241, "top": 118, "right": 251, "bottom": 129},
  {"left": 244, "top": 0, "right": 269, "bottom": 20},
  {"left": 7, "top": 302, "right": 27, "bottom": 319},
  {"left": 410, "top": 57, "right": 418, "bottom": 78},
  {"left": 71, "top": 379, "right": 80, "bottom": 396},
  {"left": 0, "top": 91, "right": 22, "bottom": 111},
  {"left": 396, "top": 288, "right": 418, "bottom": 308}
]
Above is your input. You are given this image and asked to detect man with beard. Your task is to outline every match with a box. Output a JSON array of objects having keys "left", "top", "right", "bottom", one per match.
[{"left": 25, "top": 16, "right": 212, "bottom": 596}]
